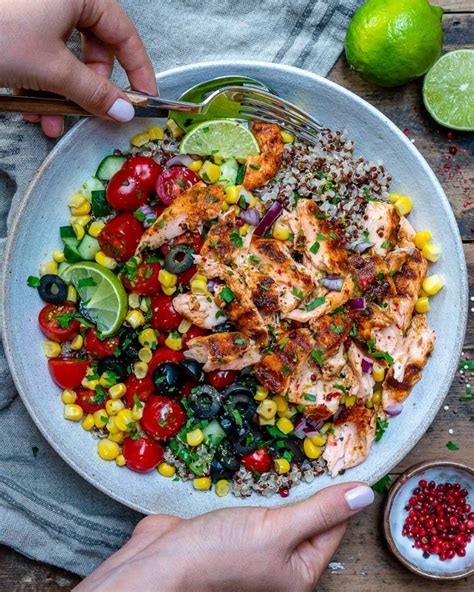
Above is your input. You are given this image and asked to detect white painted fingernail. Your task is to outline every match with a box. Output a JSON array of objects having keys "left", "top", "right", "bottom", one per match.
[
  {"left": 107, "top": 98, "right": 134, "bottom": 122},
  {"left": 345, "top": 485, "right": 374, "bottom": 511}
]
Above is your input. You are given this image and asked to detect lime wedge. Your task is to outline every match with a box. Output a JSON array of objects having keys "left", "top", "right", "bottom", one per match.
[
  {"left": 179, "top": 120, "right": 260, "bottom": 159},
  {"left": 62, "top": 261, "right": 127, "bottom": 337},
  {"left": 423, "top": 50, "right": 474, "bottom": 131}
]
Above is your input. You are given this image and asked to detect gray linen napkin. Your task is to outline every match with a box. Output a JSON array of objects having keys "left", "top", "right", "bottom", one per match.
[{"left": 0, "top": 0, "right": 361, "bottom": 577}]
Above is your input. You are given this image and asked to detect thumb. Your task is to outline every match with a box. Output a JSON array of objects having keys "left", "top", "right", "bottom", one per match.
[
  {"left": 53, "top": 50, "right": 135, "bottom": 122},
  {"left": 274, "top": 482, "right": 374, "bottom": 549}
]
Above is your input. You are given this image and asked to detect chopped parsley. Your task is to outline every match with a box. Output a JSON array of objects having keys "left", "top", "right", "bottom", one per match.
[
  {"left": 349, "top": 323, "right": 358, "bottom": 338},
  {"left": 292, "top": 286, "right": 304, "bottom": 299},
  {"left": 446, "top": 441, "right": 459, "bottom": 451},
  {"left": 27, "top": 275, "right": 41, "bottom": 288},
  {"left": 309, "top": 241, "right": 320, "bottom": 255},
  {"left": 249, "top": 163, "right": 261, "bottom": 170},
  {"left": 134, "top": 209, "right": 146, "bottom": 222},
  {"left": 234, "top": 337, "right": 246, "bottom": 346},
  {"left": 314, "top": 211, "right": 328, "bottom": 219},
  {"left": 306, "top": 297, "right": 326, "bottom": 312},
  {"left": 230, "top": 231, "right": 243, "bottom": 248},
  {"left": 77, "top": 277, "right": 97, "bottom": 289},
  {"left": 316, "top": 232, "right": 328, "bottom": 241},
  {"left": 375, "top": 416, "right": 389, "bottom": 442},
  {"left": 281, "top": 364, "right": 290, "bottom": 375},
  {"left": 133, "top": 394, "right": 144, "bottom": 410},
  {"left": 372, "top": 474, "right": 391, "bottom": 494},
  {"left": 329, "top": 231, "right": 338, "bottom": 239},
  {"left": 279, "top": 337, "right": 289, "bottom": 349},
  {"left": 235, "top": 164, "right": 247, "bottom": 184},
  {"left": 231, "top": 409, "right": 243, "bottom": 426},
  {"left": 249, "top": 254, "right": 261, "bottom": 264},
  {"left": 220, "top": 287, "right": 236, "bottom": 303},
  {"left": 303, "top": 392, "right": 316, "bottom": 402},
  {"left": 311, "top": 349, "right": 324, "bottom": 366},
  {"left": 56, "top": 312, "right": 77, "bottom": 328},
  {"left": 381, "top": 241, "right": 393, "bottom": 248},
  {"left": 459, "top": 360, "right": 474, "bottom": 371},
  {"left": 330, "top": 324, "right": 343, "bottom": 334},
  {"left": 367, "top": 338, "right": 394, "bottom": 365}
]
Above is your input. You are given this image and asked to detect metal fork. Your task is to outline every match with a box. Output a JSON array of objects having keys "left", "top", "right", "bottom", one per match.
[{"left": 0, "top": 85, "right": 323, "bottom": 143}]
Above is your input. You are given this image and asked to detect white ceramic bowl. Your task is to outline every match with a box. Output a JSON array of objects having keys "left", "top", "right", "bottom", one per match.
[{"left": 1, "top": 61, "right": 468, "bottom": 516}]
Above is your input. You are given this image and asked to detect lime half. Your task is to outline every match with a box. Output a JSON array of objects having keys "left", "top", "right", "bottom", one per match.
[
  {"left": 62, "top": 262, "right": 127, "bottom": 337},
  {"left": 423, "top": 50, "right": 474, "bottom": 131},
  {"left": 179, "top": 120, "right": 260, "bottom": 159}
]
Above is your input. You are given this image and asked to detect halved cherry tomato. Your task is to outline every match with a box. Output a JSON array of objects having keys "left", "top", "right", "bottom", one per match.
[
  {"left": 182, "top": 325, "right": 209, "bottom": 346},
  {"left": 122, "top": 156, "right": 162, "bottom": 193},
  {"left": 141, "top": 395, "right": 186, "bottom": 440},
  {"left": 124, "top": 374, "right": 156, "bottom": 408},
  {"left": 150, "top": 294, "right": 183, "bottom": 331},
  {"left": 207, "top": 370, "right": 238, "bottom": 390},
  {"left": 122, "top": 436, "right": 164, "bottom": 473},
  {"left": 241, "top": 447, "right": 272, "bottom": 474},
  {"left": 85, "top": 329, "right": 120, "bottom": 358},
  {"left": 122, "top": 257, "right": 162, "bottom": 296},
  {"left": 161, "top": 231, "right": 204, "bottom": 256},
  {"left": 98, "top": 213, "right": 143, "bottom": 262},
  {"left": 106, "top": 168, "right": 149, "bottom": 210},
  {"left": 75, "top": 387, "right": 104, "bottom": 414},
  {"left": 39, "top": 303, "right": 80, "bottom": 342},
  {"left": 177, "top": 264, "right": 197, "bottom": 286},
  {"left": 148, "top": 347, "right": 184, "bottom": 375},
  {"left": 48, "top": 358, "right": 89, "bottom": 389},
  {"left": 156, "top": 166, "right": 199, "bottom": 205}
]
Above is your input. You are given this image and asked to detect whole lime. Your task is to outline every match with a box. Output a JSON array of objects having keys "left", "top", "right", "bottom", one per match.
[{"left": 345, "top": 0, "right": 443, "bottom": 87}]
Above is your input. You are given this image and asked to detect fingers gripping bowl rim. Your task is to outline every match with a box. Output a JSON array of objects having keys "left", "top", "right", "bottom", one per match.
[{"left": 1, "top": 61, "right": 467, "bottom": 517}]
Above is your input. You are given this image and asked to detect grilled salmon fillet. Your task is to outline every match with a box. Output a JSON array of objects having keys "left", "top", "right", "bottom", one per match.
[
  {"left": 138, "top": 182, "right": 225, "bottom": 251},
  {"left": 243, "top": 122, "right": 284, "bottom": 190},
  {"left": 172, "top": 293, "right": 225, "bottom": 330},
  {"left": 346, "top": 342, "right": 375, "bottom": 401},
  {"left": 363, "top": 201, "right": 399, "bottom": 256},
  {"left": 184, "top": 332, "right": 261, "bottom": 372},
  {"left": 310, "top": 311, "right": 353, "bottom": 354},
  {"left": 287, "top": 276, "right": 355, "bottom": 323}
]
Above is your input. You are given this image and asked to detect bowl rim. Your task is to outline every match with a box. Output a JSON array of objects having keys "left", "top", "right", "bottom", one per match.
[
  {"left": 383, "top": 459, "right": 474, "bottom": 581},
  {"left": 0, "top": 59, "right": 469, "bottom": 515}
]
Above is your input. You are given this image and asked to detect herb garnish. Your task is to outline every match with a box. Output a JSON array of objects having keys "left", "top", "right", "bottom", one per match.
[{"left": 27, "top": 276, "right": 41, "bottom": 288}]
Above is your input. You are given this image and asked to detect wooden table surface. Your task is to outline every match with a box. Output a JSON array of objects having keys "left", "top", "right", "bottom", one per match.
[{"left": 0, "top": 1, "right": 472, "bottom": 589}]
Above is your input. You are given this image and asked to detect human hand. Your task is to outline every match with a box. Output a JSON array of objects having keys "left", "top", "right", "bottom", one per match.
[
  {"left": 75, "top": 483, "right": 374, "bottom": 592},
  {"left": 1, "top": 0, "right": 157, "bottom": 137}
]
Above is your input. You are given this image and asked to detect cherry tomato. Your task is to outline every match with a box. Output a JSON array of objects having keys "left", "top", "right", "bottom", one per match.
[
  {"left": 207, "top": 370, "right": 238, "bottom": 390},
  {"left": 106, "top": 168, "right": 150, "bottom": 210},
  {"left": 98, "top": 213, "right": 143, "bottom": 262},
  {"left": 156, "top": 166, "right": 200, "bottom": 205},
  {"left": 75, "top": 387, "right": 104, "bottom": 414},
  {"left": 150, "top": 294, "right": 183, "bottom": 332},
  {"left": 122, "top": 156, "right": 162, "bottom": 193},
  {"left": 124, "top": 374, "right": 156, "bottom": 408},
  {"left": 48, "top": 358, "right": 89, "bottom": 389},
  {"left": 182, "top": 325, "right": 209, "bottom": 346},
  {"left": 177, "top": 264, "right": 197, "bottom": 286},
  {"left": 161, "top": 231, "right": 204, "bottom": 256},
  {"left": 241, "top": 448, "right": 272, "bottom": 474},
  {"left": 122, "top": 436, "right": 164, "bottom": 473},
  {"left": 85, "top": 329, "right": 120, "bottom": 358},
  {"left": 122, "top": 257, "right": 162, "bottom": 296},
  {"left": 39, "top": 303, "right": 80, "bottom": 342},
  {"left": 148, "top": 347, "right": 184, "bottom": 375},
  {"left": 141, "top": 395, "right": 186, "bottom": 440}
]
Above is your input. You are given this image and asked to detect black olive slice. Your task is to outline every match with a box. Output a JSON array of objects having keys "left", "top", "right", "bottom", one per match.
[{"left": 38, "top": 275, "right": 67, "bottom": 304}]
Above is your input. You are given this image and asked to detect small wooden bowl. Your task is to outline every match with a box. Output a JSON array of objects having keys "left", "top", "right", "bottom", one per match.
[{"left": 383, "top": 460, "right": 474, "bottom": 580}]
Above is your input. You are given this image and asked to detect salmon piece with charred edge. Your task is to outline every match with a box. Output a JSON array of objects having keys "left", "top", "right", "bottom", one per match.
[
  {"left": 184, "top": 332, "right": 261, "bottom": 372},
  {"left": 323, "top": 402, "right": 376, "bottom": 477},
  {"left": 138, "top": 182, "right": 226, "bottom": 251},
  {"left": 346, "top": 342, "right": 375, "bottom": 401},
  {"left": 254, "top": 329, "right": 315, "bottom": 395},
  {"left": 172, "top": 293, "right": 225, "bottom": 330},
  {"left": 288, "top": 275, "right": 355, "bottom": 323},
  {"left": 310, "top": 311, "right": 353, "bottom": 354},
  {"left": 363, "top": 201, "right": 399, "bottom": 256},
  {"left": 243, "top": 122, "right": 284, "bottom": 190}
]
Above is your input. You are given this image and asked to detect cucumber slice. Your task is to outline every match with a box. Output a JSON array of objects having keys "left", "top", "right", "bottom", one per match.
[
  {"left": 96, "top": 155, "right": 127, "bottom": 181},
  {"left": 59, "top": 225, "right": 77, "bottom": 247},
  {"left": 82, "top": 177, "right": 105, "bottom": 199},
  {"left": 218, "top": 159, "right": 238, "bottom": 188},
  {"left": 202, "top": 420, "right": 226, "bottom": 446},
  {"left": 91, "top": 190, "right": 111, "bottom": 217},
  {"left": 57, "top": 261, "right": 71, "bottom": 277},
  {"left": 77, "top": 235, "right": 100, "bottom": 261},
  {"left": 64, "top": 243, "right": 82, "bottom": 263}
]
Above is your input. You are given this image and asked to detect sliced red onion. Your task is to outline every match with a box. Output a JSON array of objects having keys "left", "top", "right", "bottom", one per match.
[
  {"left": 348, "top": 297, "right": 366, "bottom": 310},
  {"left": 137, "top": 204, "right": 157, "bottom": 228},
  {"left": 207, "top": 279, "right": 224, "bottom": 294},
  {"left": 346, "top": 240, "right": 374, "bottom": 253},
  {"left": 293, "top": 416, "right": 324, "bottom": 439},
  {"left": 361, "top": 358, "right": 373, "bottom": 374},
  {"left": 240, "top": 207, "right": 260, "bottom": 226},
  {"left": 165, "top": 154, "right": 195, "bottom": 168},
  {"left": 385, "top": 403, "right": 403, "bottom": 416},
  {"left": 321, "top": 277, "right": 343, "bottom": 291},
  {"left": 254, "top": 202, "right": 283, "bottom": 236}
]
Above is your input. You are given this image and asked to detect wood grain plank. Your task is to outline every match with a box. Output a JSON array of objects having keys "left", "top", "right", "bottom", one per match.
[{"left": 435, "top": 0, "right": 474, "bottom": 13}]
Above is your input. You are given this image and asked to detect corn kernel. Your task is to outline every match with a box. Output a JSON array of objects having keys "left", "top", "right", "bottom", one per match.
[
  {"left": 394, "top": 195, "right": 413, "bottom": 216},
  {"left": 39, "top": 260, "right": 58, "bottom": 276},
  {"left": 414, "top": 230, "right": 432, "bottom": 249},
  {"left": 422, "top": 274, "right": 445, "bottom": 296},
  {"left": 310, "top": 434, "right": 327, "bottom": 447},
  {"left": 131, "top": 404, "right": 144, "bottom": 421},
  {"left": 303, "top": 438, "right": 322, "bottom": 459},
  {"left": 186, "top": 428, "right": 205, "bottom": 447},
  {"left": 107, "top": 384, "right": 125, "bottom": 403},
  {"left": 114, "top": 409, "right": 133, "bottom": 432},
  {"left": 278, "top": 405, "right": 298, "bottom": 419},
  {"left": 67, "top": 334, "right": 83, "bottom": 351},
  {"left": 389, "top": 192, "right": 401, "bottom": 204},
  {"left": 193, "top": 477, "right": 211, "bottom": 491},
  {"left": 106, "top": 398, "right": 125, "bottom": 416},
  {"left": 161, "top": 285, "right": 176, "bottom": 296},
  {"left": 276, "top": 417, "right": 294, "bottom": 435},
  {"left": 221, "top": 201, "right": 230, "bottom": 212},
  {"left": 82, "top": 414, "right": 95, "bottom": 431},
  {"left": 320, "top": 422, "right": 333, "bottom": 434},
  {"left": 158, "top": 269, "right": 178, "bottom": 288},
  {"left": 257, "top": 399, "right": 277, "bottom": 420},
  {"left": 106, "top": 416, "right": 121, "bottom": 434},
  {"left": 422, "top": 243, "right": 441, "bottom": 263},
  {"left": 52, "top": 250, "right": 65, "bottom": 263},
  {"left": 138, "top": 347, "right": 153, "bottom": 363},
  {"left": 225, "top": 185, "right": 242, "bottom": 204},
  {"left": 70, "top": 201, "right": 91, "bottom": 216},
  {"left": 66, "top": 285, "right": 77, "bottom": 303},
  {"left": 95, "top": 250, "right": 117, "bottom": 270},
  {"left": 238, "top": 223, "right": 250, "bottom": 237},
  {"left": 138, "top": 328, "right": 158, "bottom": 348},
  {"left": 274, "top": 458, "right": 290, "bottom": 474},
  {"left": 81, "top": 376, "right": 99, "bottom": 390},
  {"left": 212, "top": 155, "right": 223, "bottom": 165},
  {"left": 415, "top": 296, "right": 430, "bottom": 314},
  {"left": 372, "top": 364, "right": 385, "bottom": 382},
  {"left": 147, "top": 126, "right": 164, "bottom": 141},
  {"left": 115, "top": 454, "right": 126, "bottom": 467},
  {"left": 254, "top": 385, "right": 269, "bottom": 401},
  {"left": 178, "top": 319, "right": 192, "bottom": 334},
  {"left": 93, "top": 410, "right": 109, "bottom": 429},
  {"left": 97, "top": 439, "right": 120, "bottom": 461},
  {"left": 372, "top": 389, "right": 382, "bottom": 406},
  {"left": 272, "top": 223, "right": 290, "bottom": 241},
  {"left": 190, "top": 278, "right": 208, "bottom": 295},
  {"left": 192, "top": 273, "right": 208, "bottom": 283},
  {"left": 158, "top": 462, "right": 176, "bottom": 477},
  {"left": 43, "top": 340, "right": 61, "bottom": 358},
  {"left": 258, "top": 416, "right": 276, "bottom": 426},
  {"left": 72, "top": 223, "right": 85, "bottom": 241},
  {"left": 70, "top": 214, "right": 91, "bottom": 227},
  {"left": 215, "top": 479, "right": 230, "bottom": 497},
  {"left": 133, "top": 361, "right": 149, "bottom": 379},
  {"left": 128, "top": 292, "right": 140, "bottom": 309},
  {"left": 199, "top": 161, "right": 221, "bottom": 184},
  {"left": 188, "top": 159, "right": 203, "bottom": 172},
  {"left": 99, "top": 372, "right": 117, "bottom": 389},
  {"left": 130, "top": 131, "right": 150, "bottom": 147},
  {"left": 166, "top": 118, "right": 184, "bottom": 139},
  {"left": 88, "top": 220, "right": 105, "bottom": 238},
  {"left": 344, "top": 395, "right": 357, "bottom": 407},
  {"left": 61, "top": 389, "right": 77, "bottom": 404},
  {"left": 273, "top": 395, "right": 289, "bottom": 414},
  {"left": 109, "top": 431, "right": 125, "bottom": 443},
  {"left": 165, "top": 332, "right": 182, "bottom": 351},
  {"left": 64, "top": 404, "right": 84, "bottom": 422},
  {"left": 280, "top": 129, "right": 295, "bottom": 144},
  {"left": 67, "top": 193, "right": 88, "bottom": 208},
  {"left": 125, "top": 310, "right": 145, "bottom": 329}
]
